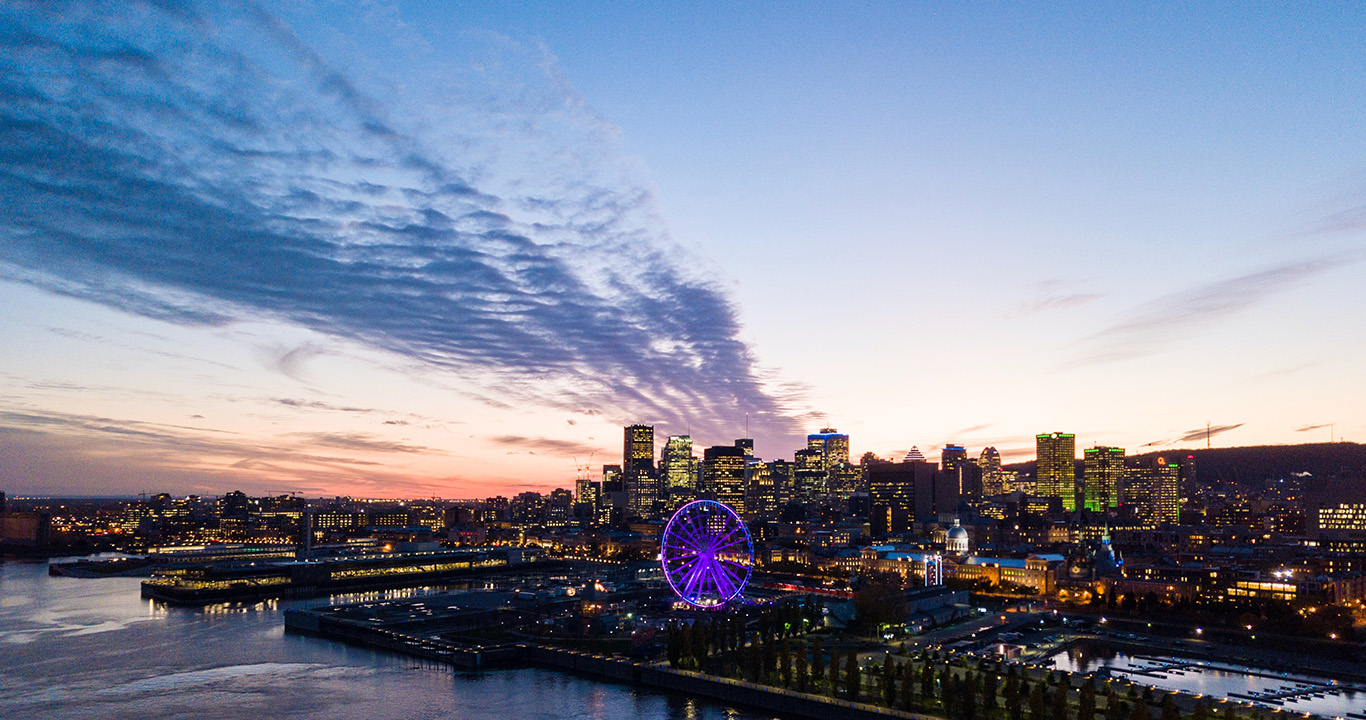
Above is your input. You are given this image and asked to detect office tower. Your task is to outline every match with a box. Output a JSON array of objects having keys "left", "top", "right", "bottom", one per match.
[
  {"left": 1036, "top": 432, "right": 1078, "bottom": 512},
  {"left": 867, "top": 461, "right": 934, "bottom": 536},
  {"left": 702, "top": 445, "right": 747, "bottom": 515},
  {"left": 979, "top": 446, "right": 1006, "bottom": 496},
  {"left": 765, "top": 459, "right": 793, "bottom": 513},
  {"left": 746, "top": 460, "right": 781, "bottom": 518},
  {"left": 661, "top": 435, "right": 696, "bottom": 491},
  {"left": 1083, "top": 446, "right": 1126, "bottom": 512},
  {"left": 734, "top": 437, "right": 754, "bottom": 458},
  {"left": 939, "top": 444, "right": 981, "bottom": 500},
  {"left": 1153, "top": 456, "right": 1180, "bottom": 525},
  {"left": 601, "top": 465, "right": 623, "bottom": 493},
  {"left": 1128, "top": 456, "right": 1180, "bottom": 526},
  {"left": 623, "top": 425, "right": 655, "bottom": 475},
  {"left": 940, "top": 445, "right": 969, "bottom": 474},
  {"left": 828, "top": 461, "right": 861, "bottom": 499},
  {"left": 625, "top": 466, "right": 660, "bottom": 519},
  {"left": 793, "top": 448, "right": 826, "bottom": 503},
  {"left": 807, "top": 428, "right": 850, "bottom": 469}
]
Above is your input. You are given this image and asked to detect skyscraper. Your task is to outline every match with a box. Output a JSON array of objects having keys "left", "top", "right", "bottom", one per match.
[
  {"left": 1082, "top": 446, "right": 1125, "bottom": 512},
  {"left": 1036, "top": 432, "right": 1078, "bottom": 512},
  {"left": 807, "top": 428, "right": 850, "bottom": 470},
  {"left": 660, "top": 435, "right": 696, "bottom": 491},
  {"left": 940, "top": 445, "right": 969, "bottom": 474},
  {"left": 1128, "top": 456, "right": 1180, "bottom": 526},
  {"left": 702, "top": 445, "right": 747, "bottom": 515},
  {"left": 978, "top": 446, "right": 1006, "bottom": 496},
  {"left": 623, "top": 425, "right": 655, "bottom": 476},
  {"left": 792, "top": 448, "right": 826, "bottom": 503}
]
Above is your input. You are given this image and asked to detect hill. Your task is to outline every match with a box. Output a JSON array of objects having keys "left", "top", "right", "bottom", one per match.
[{"left": 1003, "top": 441, "right": 1366, "bottom": 485}]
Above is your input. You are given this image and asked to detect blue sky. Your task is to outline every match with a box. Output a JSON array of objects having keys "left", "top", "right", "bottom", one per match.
[{"left": 1, "top": 1, "right": 1363, "bottom": 496}]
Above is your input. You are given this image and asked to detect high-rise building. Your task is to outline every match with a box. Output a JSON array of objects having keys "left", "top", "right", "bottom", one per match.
[
  {"left": 623, "top": 425, "right": 655, "bottom": 475},
  {"left": 978, "top": 447, "right": 1006, "bottom": 496},
  {"left": 661, "top": 435, "right": 696, "bottom": 491},
  {"left": 940, "top": 445, "right": 969, "bottom": 474},
  {"left": 793, "top": 448, "right": 826, "bottom": 503},
  {"left": 702, "top": 445, "right": 747, "bottom": 515},
  {"left": 734, "top": 437, "right": 754, "bottom": 458},
  {"left": 1128, "top": 456, "right": 1180, "bottom": 526},
  {"left": 625, "top": 466, "right": 660, "bottom": 519},
  {"left": 1083, "top": 446, "right": 1126, "bottom": 512},
  {"left": 867, "top": 461, "right": 935, "bottom": 536},
  {"left": 1036, "top": 432, "right": 1078, "bottom": 512},
  {"left": 746, "top": 460, "right": 781, "bottom": 518},
  {"left": 807, "top": 428, "right": 850, "bottom": 470},
  {"left": 939, "top": 444, "right": 981, "bottom": 500}
]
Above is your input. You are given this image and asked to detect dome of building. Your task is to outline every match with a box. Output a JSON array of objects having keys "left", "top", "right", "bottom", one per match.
[{"left": 946, "top": 519, "right": 970, "bottom": 555}]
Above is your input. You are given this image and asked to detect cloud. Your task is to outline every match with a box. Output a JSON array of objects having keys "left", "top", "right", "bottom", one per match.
[
  {"left": 489, "top": 435, "right": 604, "bottom": 458},
  {"left": 290, "top": 431, "right": 435, "bottom": 455},
  {"left": 1173, "top": 423, "right": 1244, "bottom": 443},
  {"left": 1014, "top": 281, "right": 1101, "bottom": 316},
  {"left": 1069, "top": 258, "right": 1349, "bottom": 366},
  {"left": 0, "top": 406, "right": 456, "bottom": 496},
  {"left": 0, "top": 1, "right": 802, "bottom": 450},
  {"left": 1295, "top": 423, "right": 1331, "bottom": 432}
]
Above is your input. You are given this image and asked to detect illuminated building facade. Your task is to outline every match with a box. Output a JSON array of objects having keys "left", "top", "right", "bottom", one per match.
[
  {"left": 979, "top": 446, "right": 1007, "bottom": 496},
  {"left": 807, "top": 428, "right": 850, "bottom": 470},
  {"left": 1083, "top": 446, "right": 1126, "bottom": 511},
  {"left": 701, "top": 445, "right": 747, "bottom": 515},
  {"left": 1128, "top": 456, "right": 1180, "bottom": 527},
  {"left": 1036, "top": 432, "right": 1078, "bottom": 512},
  {"left": 661, "top": 437, "right": 699, "bottom": 491},
  {"left": 623, "top": 425, "right": 655, "bottom": 476},
  {"left": 793, "top": 448, "right": 827, "bottom": 503}
]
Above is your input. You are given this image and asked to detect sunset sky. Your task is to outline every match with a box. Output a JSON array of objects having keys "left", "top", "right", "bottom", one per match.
[{"left": 2, "top": 1, "right": 1364, "bottom": 498}]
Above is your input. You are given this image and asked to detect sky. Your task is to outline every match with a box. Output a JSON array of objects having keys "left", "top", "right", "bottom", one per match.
[{"left": 1, "top": 1, "right": 1364, "bottom": 498}]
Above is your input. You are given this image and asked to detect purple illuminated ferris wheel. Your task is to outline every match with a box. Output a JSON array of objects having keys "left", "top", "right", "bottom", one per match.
[{"left": 660, "top": 500, "right": 754, "bottom": 607}]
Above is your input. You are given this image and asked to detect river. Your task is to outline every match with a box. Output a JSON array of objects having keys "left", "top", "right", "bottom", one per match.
[
  {"left": 0, "top": 558, "right": 773, "bottom": 720},
  {"left": 1049, "top": 641, "right": 1365, "bottom": 719}
]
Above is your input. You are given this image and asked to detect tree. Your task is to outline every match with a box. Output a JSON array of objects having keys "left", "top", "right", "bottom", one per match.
[
  {"left": 746, "top": 639, "right": 761, "bottom": 682},
  {"left": 943, "top": 672, "right": 960, "bottom": 720},
  {"left": 828, "top": 647, "right": 840, "bottom": 695},
  {"left": 964, "top": 672, "right": 979, "bottom": 720},
  {"left": 812, "top": 639, "right": 825, "bottom": 682},
  {"left": 847, "top": 651, "right": 861, "bottom": 701},
  {"left": 1078, "top": 678, "right": 1096, "bottom": 720},
  {"left": 983, "top": 671, "right": 1000, "bottom": 720},
  {"left": 762, "top": 638, "right": 776, "bottom": 681},
  {"left": 1107, "top": 702, "right": 1127, "bottom": 720},
  {"left": 1052, "top": 682, "right": 1069, "bottom": 720},
  {"left": 1005, "top": 676, "right": 1023, "bottom": 720},
  {"left": 883, "top": 654, "right": 897, "bottom": 706},
  {"left": 853, "top": 578, "right": 907, "bottom": 633},
  {"left": 667, "top": 622, "right": 682, "bottom": 668},
  {"left": 680, "top": 623, "right": 695, "bottom": 669},
  {"left": 780, "top": 640, "right": 792, "bottom": 686},
  {"left": 1160, "top": 694, "right": 1181, "bottom": 720},
  {"left": 796, "top": 647, "right": 810, "bottom": 692},
  {"left": 1131, "top": 698, "right": 1150, "bottom": 720},
  {"left": 1028, "top": 683, "right": 1045, "bottom": 720},
  {"left": 902, "top": 661, "right": 918, "bottom": 711},
  {"left": 1190, "top": 701, "right": 1209, "bottom": 720}
]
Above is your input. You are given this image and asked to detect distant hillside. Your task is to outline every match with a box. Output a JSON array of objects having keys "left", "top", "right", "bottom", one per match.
[{"left": 1004, "top": 441, "right": 1366, "bottom": 485}]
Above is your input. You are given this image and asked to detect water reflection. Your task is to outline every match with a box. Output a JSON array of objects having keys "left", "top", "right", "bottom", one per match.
[
  {"left": 1050, "top": 641, "right": 1364, "bottom": 719},
  {"left": 0, "top": 561, "right": 773, "bottom": 720}
]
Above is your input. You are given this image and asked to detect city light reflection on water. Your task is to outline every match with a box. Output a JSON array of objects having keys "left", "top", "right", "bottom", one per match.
[
  {"left": 1, "top": 561, "right": 775, "bottom": 720},
  {"left": 1049, "top": 642, "right": 1365, "bottom": 719}
]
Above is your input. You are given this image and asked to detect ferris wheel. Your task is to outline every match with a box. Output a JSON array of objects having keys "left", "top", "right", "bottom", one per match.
[{"left": 659, "top": 500, "right": 753, "bottom": 607}]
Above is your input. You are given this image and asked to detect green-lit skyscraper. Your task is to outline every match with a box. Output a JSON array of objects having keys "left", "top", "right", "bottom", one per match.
[
  {"left": 1036, "top": 432, "right": 1077, "bottom": 511},
  {"left": 1083, "top": 446, "right": 1125, "bottom": 511}
]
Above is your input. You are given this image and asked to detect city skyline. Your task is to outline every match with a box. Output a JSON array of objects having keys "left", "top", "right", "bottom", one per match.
[{"left": 2, "top": 1, "right": 1365, "bottom": 498}]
